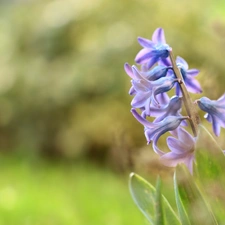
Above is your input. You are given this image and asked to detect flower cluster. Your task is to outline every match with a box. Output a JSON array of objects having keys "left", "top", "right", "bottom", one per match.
[{"left": 124, "top": 28, "right": 225, "bottom": 174}]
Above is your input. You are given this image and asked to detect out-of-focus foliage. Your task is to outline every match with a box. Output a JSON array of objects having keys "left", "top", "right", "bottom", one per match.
[
  {"left": 0, "top": 156, "right": 145, "bottom": 225},
  {"left": 1, "top": 0, "right": 225, "bottom": 167}
]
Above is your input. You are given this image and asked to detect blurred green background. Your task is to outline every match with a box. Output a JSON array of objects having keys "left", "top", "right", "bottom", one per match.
[{"left": 0, "top": 0, "right": 225, "bottom": 224}]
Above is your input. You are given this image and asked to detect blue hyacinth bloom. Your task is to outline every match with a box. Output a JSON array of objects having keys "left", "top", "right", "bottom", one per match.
[
  {"left": 135, "top": 28, "right": 172, "bottom": 69},
  {"left": 196, "top": 93, "right": 225, "bottom": 136}
]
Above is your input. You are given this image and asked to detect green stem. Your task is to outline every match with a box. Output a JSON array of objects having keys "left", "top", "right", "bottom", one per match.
[{"left": 169, "top": 51, "right": 200, "bottom": 137}]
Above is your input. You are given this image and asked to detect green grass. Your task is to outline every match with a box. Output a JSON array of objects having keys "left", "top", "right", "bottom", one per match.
[{"left": 0, "top": 156, "right": 144, "bottom": 225}]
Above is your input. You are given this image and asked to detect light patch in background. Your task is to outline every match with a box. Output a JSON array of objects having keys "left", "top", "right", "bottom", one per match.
[
  {"left": 106, "top": 22, "right": 135, "bottom": 49},
  {"left": 0, "top": 67, "right": 16, "bottom": 94},
  {"left": 41, "top": 0, "right": 103, "bottom": 28},
  {"left": 0, "top": 186, "right": 17, "bottom": 210}
]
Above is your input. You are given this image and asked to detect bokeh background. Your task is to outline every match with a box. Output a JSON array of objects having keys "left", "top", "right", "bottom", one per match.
[{"left": 0, "top": 0, "right": 225, "bottom": 224}]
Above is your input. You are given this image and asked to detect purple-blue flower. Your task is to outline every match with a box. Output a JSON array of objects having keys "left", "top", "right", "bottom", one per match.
[
  {"left": 160, "top": 127, "right": 196, "bottom": 174},
  {"left": 135, "top": 28, "right": 172, "bottom": 69},
  {"left": 131, "top": 108, "right": 189, "bottom": 155},
  {"left": 196, "top": 93, "right": 225, "bottom": 136},
  {"left": 160, "top": 56, "right": 202, "bottom": 96},
  {"left": 141, "top": 64, "right": 171, "bottom": 81},
  {"left": 125, "top": 65, "right": 178, "bottom": 116},
  {"left": 153, "top": 96, "right": 183, "bottom": 122},
  {"left": 131, "top": 76, "right": 178, "bottom": 115}
]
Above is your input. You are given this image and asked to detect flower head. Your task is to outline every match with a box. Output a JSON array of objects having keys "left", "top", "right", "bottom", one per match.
[
  {"left": 160, "top": 127, "right": 196, "bottom": 174},
  {"left": 135, "top": 28, "right": 171, "bottom": 69},
  {"left": 196, "top": 94, "right": 225, "bottom": 136}
]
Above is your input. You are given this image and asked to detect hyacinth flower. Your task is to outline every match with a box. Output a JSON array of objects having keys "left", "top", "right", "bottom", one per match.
[
  {"left": 131, "top": 77, "right": 179, "bottom": 115},
  {"left": 129, "top": 66, "right": 178, "bottom": 115},
  {"left": 160, "top": 127, "right": 196, "bottom": 174},
  {"left": 125, "top": 27, "right": 225, "bottom": 174},
  {"left": 153, "top": 95, "right": 183, "bottom": 122},
  {"left": 160, "top": 56, "right": 202, "bottom": 96},
  {"left": 196, "top": 94, "right": 225, "bottom": 136},
  {"left": 124, "top": 63, "right": 172, "bottom": 95},
  {"left": 135, "top": 28, "right": 172, "bottom": 69},
  {"left": 131, "top": 108, "right": 189, "bottom": 154},
  {"left": 141, "top": 64, "right": 171, "bottom": 81}
]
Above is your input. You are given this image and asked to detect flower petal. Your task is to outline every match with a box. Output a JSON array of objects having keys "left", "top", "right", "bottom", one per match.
[
  {"left": 146, "top": 56, "right": 158, "bottom": 69},
  {"left": 131, "top": 108, "right": 155, "bottom": 128},
  {"left": 152, "top": 28, "right": 166, "bottom": 44},
  {"left": 132, "top": 66, "right": 144, "bottom": 80},
  {"left": 132, "top": 79, "right": 151, "bottom": 92},
  {"left": 217, "top": 93, "right": 225, "bottom": 104},
  {"left": 129, "top": 86, "right": 136, "bottom": 95},
  {"left": 177, "top": 128, "right": 195, "bottom": 149},
  {"left": 186, "top": 69, "right": 200, "bottom": 77},
  {"left": 135, "top": 49, "right": 154, "bottom": 64},
  {"left": 212, "top": 115, "right": 221, "bottom": 136},
  {"left": 159, "top": 57, "right": 171, "bottom": 67},
  {"left": 176, "top": 56, "right": 188, "bottom": 70},
  {"left": 167, "top": 137, "right": 186, "bottom": 154},
  {"left": 124, "top": 63, "right": 135, "bottom": 79},
  {"left": 160, "top": 152, "right": 186, "bottom": 167},
  {"left": 131, "top": 92, "right": 151, "bottom": 108},
  {"left": 185, "top": 78, "right": 202, "bottom": 93},
  {"left": 137, "top": 37, "right": 155, "bottom": 48}
]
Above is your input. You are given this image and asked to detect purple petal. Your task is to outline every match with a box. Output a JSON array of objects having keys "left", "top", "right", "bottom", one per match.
[
  {"left": 157, "top": 92, "right": 170, "bottom": 105},
  {"left": 217, "top": 93, "right": 225, "bottom": 104},
  {"left": 177, "top": 128, "right": 195, "bottom": 149},
  {"left": 132, "top": 80, "right": 151, "bottom": 92},
  {"left": 160, "top": 152, "right": 185, "bottom": 167},
  {"left": 131, "top": 92, "right": 151, "bottom": 108},
  {"left": 129, "top": 86, "right": 136, "bottom": 95},
  {"left": 124, "top": 63, "right": 136, "bottom": 79},
  {"left": 141, "top": 63, "right": 148, "bottom": 72},
  {"left": 144, "top": 97, "right": 152, "bottom": 116},
  {"left": 146, "top": 56, "right": 158, "bottom": 69},
  {"left": 137, "top": 37, "right": 155, "bottom": 48},
  {"left": 169, "top": 128, "right": 179, "bottom": 137},
  {"left": 152, "top": 28, "right": 166, "bottom": 44},
  {"left": 159, "top": 57, "right": 172, "bottom": 67},
  {"left": 135, "top": 49, "right": 153, "bottom": 64},
  {"left": 160, "top": 151, "right": 194, "bottom": 174},
  {"left": 131, "top": 108, "right": 155, "bottom": 128},
  {"left": 212, "top": 116, "right": 221, "bottom": 136},
  {"left": 186, "top": 69, "right": 200, "bottom": 76},
  {"left": 176, "top": 56, "right": 188, "bottom": 70},
  {"left": 185, "top": 79, "right": 202, "bottom": 93},
  {"left": 132, "top": 66, "right": 144, "bottom": 79},
  {"left": 204, "top": 113, "right": 212, "bottom": 122},
  {"left": 167, "top": 137, "right": 185, "bottom": 154}
]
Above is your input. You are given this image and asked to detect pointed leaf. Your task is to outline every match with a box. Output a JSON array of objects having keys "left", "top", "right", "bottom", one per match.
[
  {"left": 155, "top": 177, "right": 164, "bottom": 225},
  {"left": 129, "top": 173, "right": 181, "bottom": 225},
  {"left": 175, "top": 166, "right": 218, "bottom": 225},
  {"left": 174, "top": 172, "right": 191, "bottom": 225}
]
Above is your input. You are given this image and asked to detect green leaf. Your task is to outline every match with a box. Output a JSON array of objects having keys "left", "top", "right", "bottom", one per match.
[
  {"left": 129, "top": 173, "right": 181, "bottom": 225},
  {"left": 174, "top": 172, "right": 191, "bottom": 225},
  {"left": 155, "top": 177, "right": 164, "bottom": 225},
  {"left": 175, "top": 166, "right": 218, "bottom": 225}
]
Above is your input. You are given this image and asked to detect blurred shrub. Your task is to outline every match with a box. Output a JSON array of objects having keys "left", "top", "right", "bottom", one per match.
[{"left": 0, "top": 0, "right": 225, "bottom": 168}]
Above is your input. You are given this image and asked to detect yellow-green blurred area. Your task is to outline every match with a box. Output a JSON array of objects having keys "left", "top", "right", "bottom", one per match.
[{"left": 0, "top": 0, "right": 225, "bottom": 224}]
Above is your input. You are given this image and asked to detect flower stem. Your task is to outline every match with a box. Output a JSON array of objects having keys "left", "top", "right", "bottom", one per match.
[{"left": 169, "top": 51, "right": 200, "bottom": 137}]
